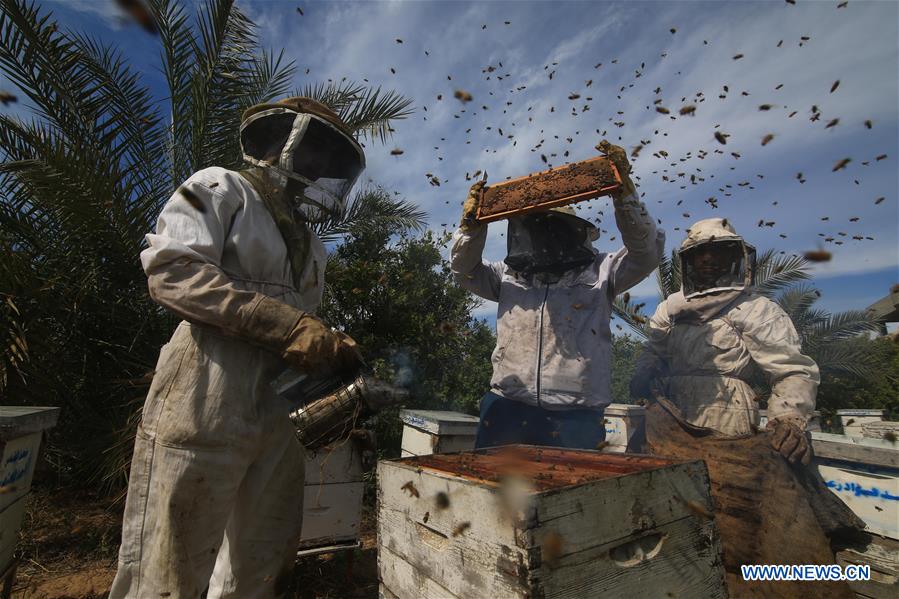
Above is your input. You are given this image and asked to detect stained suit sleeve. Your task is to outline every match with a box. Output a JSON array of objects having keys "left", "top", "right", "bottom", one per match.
[
  {"left": 607, "top": 191, "right": 665, "bottom": 295},
  {"left": 450, "top": 224, "right": 505, "bottom": 302},
  {"left": 740, "top": 298, "right": 819, "bottom": 423},
  {"left": 633, "top": 301, "right": 672, "bottom": 382},
  {"left": 140, "top": 172, "right": 303, "bottom": 347}
]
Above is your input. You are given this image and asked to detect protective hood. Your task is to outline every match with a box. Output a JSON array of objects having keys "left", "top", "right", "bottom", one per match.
[
  {"left": 505, "top": 209, "right": 597, "bottom": 276},
  {"left": 239, "top": 98, "right": 365, "bottom": 222},
  {"left": 677, "top": 217, "right": 756, "bottom": 298}
]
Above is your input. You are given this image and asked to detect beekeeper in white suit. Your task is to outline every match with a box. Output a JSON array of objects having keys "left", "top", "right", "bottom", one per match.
[
  {"left": 630, "top": 217, "right": 820, "bottom": 464},
  {"left": 111, "top": 97, "right": 364, "bottom": 598},
  {"left": 453, "top": 141, "right": 665, "bottom": 449}
]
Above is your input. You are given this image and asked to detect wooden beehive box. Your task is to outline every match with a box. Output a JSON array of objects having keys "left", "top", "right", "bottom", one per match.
[
  {"left": 475, "top": 156, "right": 621, "bottom": 223},
  {"left": 378, "top": 446, "right": 726, "bottom": 599},
  {"left": 400, "top": 409, "right": 480, "bottom": 458}
]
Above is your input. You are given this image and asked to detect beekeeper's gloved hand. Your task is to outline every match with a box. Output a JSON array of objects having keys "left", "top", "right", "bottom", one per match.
[
  {"left": 283, "top": 318, "right": 362, "bottom": 377},
  {"left": 460, "top": 180, "right": 486, "bottom": 231},
  {"left": 767, "top": 417, "right": 813, "bottom": 466},
  {"left": 596, "top": 140, "right": 637, "bottom": 200}
]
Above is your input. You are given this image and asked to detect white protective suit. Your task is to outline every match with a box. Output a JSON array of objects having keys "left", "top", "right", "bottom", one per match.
[
  {"left": 110, "top": 167, "right": 326, "bottom": 598},
  {"left": 634, "top": 218, "right": 819, "bottom": 435},
  {"left": 451, "top": 191, "right": 664, "bottom": 409}
]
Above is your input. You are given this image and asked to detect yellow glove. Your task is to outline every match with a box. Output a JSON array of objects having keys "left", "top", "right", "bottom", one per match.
[
  {"left": 596, "top": 139, "right": 637, "bottom": 200},
  {"left": 767, "top": 417, "right": 813, "bottom": 466},
  {"left": 460, "top": 180, "right": 486, "bottom": 230}
]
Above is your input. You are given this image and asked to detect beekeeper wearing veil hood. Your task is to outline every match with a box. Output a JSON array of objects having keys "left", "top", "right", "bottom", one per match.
[
  {"left": 452, "top": 141, "right": 665, "bottom": 450},
  {"left": 111, "top": 97, "right": 364, "bottom": 598},
  {"left": 630, "top": 218, "right": 820, "bottom": 464}
]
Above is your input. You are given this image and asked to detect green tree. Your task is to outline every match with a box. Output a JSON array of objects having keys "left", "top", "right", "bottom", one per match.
[
  {"left": 0, "top": 0, "right": 415, "bottom": 495},
  {"left": 318, "top": 211, "right": 496, "bottom": 455}
]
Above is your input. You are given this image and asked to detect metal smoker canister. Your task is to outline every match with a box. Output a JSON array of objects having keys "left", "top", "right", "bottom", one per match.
[{"left": 289, "top": 375, "right": 408, "bottom": 450}]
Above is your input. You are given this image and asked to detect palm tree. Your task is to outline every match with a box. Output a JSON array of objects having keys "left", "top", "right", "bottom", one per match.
[
  {"left": 613, "top": 248, "right": 885, "bottom": 386},
  {"left": 0, "top": 0, "right": 421, "bottom": 495}
]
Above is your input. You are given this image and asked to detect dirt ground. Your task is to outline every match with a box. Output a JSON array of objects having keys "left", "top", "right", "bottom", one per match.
[{"left": 11, "top": 485, "right": 378, "bottom": 599}]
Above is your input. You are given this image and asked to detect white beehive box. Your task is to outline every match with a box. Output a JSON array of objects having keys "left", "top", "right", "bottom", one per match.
[
  {"left": 298, "top": 440, "right": 364, "bottom": 554},
  {"left": 378, "top": 446, "right": 726, "bottom": 598},
  {"left": 837, "top": 409, "right": 885, "bottom": 437},
  {"left": 400, "top": 410, "right": 479, "bottom": 458},
  {"left": 812, "top": 431, "right": 899, "bottom": 540},
  {"left": 603, "top": 404, "right": 645, "bottom": 453},
  {"left": 0, "top": 406, "right": 60, "bottom": 576}
]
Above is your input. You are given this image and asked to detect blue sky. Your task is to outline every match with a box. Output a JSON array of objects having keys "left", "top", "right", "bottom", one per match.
[{"left": 20, "top": 0, "right": 899, "bottom": 329}]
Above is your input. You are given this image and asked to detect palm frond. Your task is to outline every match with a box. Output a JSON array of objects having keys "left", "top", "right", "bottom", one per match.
[
  {"left": 311, "top": 187, "right": 426, "bottom": 245},
  {"left": 754, "top": 249, "right": 811, "bottom": 296},
  {"left": 612, "top": 296, "right": 649, "bottom": 338},
  {"left": 148, "top": 0, "right": 195, "bottom": 184},
  {"left": 655, "top": 249, "right": 680, "bottom": 299},
  {"left": 300, "top": 81, "right": 414, "bottom": 144},
  {"left": 810, "top": 341, "right": 882, "bottom": 380},
  {"left": 244, "top": 48, "right": 296, "bottom": 106},
  {"left": 809, "top": 310, "right": 883, "bottom": 344},
  {"left": 775, "top": 285, "right": 821, "bottom": 322}
]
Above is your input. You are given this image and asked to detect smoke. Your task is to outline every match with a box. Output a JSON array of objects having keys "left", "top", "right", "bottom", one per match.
[{"left": 388, "top": 349, "right": 415, "bottom": 389}]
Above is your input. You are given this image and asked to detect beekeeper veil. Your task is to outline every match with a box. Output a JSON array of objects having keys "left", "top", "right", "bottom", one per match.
[
  {"left": 678, "top": 218, "right": 756, "bottom": 298},
  {"left": 505, "top": 205, "right": 599, "bottom": 276},
  {"left": 240, "top": 97, "right": 365, "bottom": 222}
]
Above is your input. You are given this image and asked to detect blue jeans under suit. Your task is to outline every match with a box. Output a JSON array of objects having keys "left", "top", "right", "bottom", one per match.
[{"left": 474, "top": 391, "right": 606, "bottom": 450}]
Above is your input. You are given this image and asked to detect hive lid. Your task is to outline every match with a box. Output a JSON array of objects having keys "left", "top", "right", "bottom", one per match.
[
  {"left": 389, "top": 445, "right": 691, "bottom": 492},
  {"left": 0, "top": 406, "right": 60, "bottom": 439},
  {"left": 399, "top": 409, "right": 480, "bottom": 435},
  {"left": 604, "top": 403, "right": 646, "bottom": 417},
  {"left": 837, "top": 409, "right": 885, "bottom": 417}
]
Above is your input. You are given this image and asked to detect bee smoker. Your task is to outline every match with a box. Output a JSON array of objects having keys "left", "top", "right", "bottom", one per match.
[{"left": 284, "top": 373, "right": 408, "bottom": 451}]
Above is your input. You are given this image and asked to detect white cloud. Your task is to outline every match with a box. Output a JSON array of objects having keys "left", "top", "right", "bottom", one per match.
[{"left": 241, "top": 0, "right": 896, "bottom": 301}]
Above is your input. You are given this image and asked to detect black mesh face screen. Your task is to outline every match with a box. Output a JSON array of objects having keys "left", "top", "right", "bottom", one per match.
[
  {"left": 240, "top": 112, "right": 297, "bottom": 163},
  {"left": 290, "top": 118, "right": 363, "bottom": 183},
  {"left": 505, "top": 212, "right": 594, "bottom": 275},
  {"left": 680, "top": 240, "right": 749, "bottom": 295}
]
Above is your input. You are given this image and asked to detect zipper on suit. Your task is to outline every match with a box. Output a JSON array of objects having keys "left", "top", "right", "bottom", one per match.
[{"left": 535, "top": 283, "right": 549, "bottom": 406}]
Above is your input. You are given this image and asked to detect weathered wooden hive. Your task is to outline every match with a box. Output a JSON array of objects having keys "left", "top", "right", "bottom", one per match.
[{"left": 378, "top": 446, "right": 726, "bottom": 598}]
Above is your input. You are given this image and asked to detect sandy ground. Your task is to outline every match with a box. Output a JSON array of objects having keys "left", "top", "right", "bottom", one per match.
[{"left": 11, "top": 486, "right": 378, "bottom": 599}]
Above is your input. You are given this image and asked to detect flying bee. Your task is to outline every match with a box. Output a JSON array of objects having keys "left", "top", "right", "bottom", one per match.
[
  {"left": 832, "top": 158, "right": 851, "bottom": 171},
  {"left": 679, "top": 105, "right": 696, "bottom": 116},
  {"left": 714, "top": 131, "right": 727, "bottom": 145},
  {"left": 177, "top": 185, "right": 206, "bottom": 213},
  {"left": 568, "top": 93, "right": 581, "bottom": 100},
  {"left": 452, "top": 522, "right": 471, "bottom": 537},
  {"left": 454, "top": 89, "right": 472, "bottom": 103},
  {"left": 865, "top": 120, "right": 872, "bottom": 129},
  {"left": 761, "top": 134, "right": 775, "bottom": 146},
  {"left": 803, "top": 249, "right": 832, "bottom": 262},
  {"left": 830, "top": 80, "right": 840, "bottom": 93},
  {"left": 401, "top": 481, "right": 420, "bottom": 498},
  {"left": 732, "top": 54, "right": 744, "bottom": 60},
  {"left": 825, "top": 118, "right": 840, "bottom": 129},
  {"left": 655, "top": 106, "right": 670, "bottom": 114},
  {"left": 390, "top": 148, "right": 404, "bottom": 156}
]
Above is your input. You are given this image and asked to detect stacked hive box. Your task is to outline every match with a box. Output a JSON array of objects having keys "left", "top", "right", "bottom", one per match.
[
  {"left": 0, "top": 406, "right": 60, "bottom": 590},
  {"left": 378, "top": 446, "right": 726, "bottom": 598},
  {"left": 400, "top": 410, "right": 480, "bottom": 457}
]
